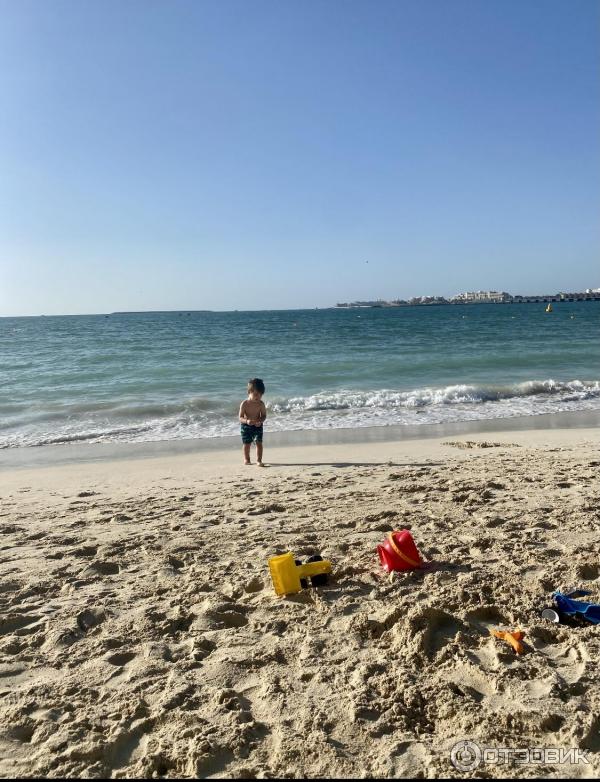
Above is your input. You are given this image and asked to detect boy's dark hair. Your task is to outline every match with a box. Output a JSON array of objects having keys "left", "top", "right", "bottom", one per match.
[{"left": 248, "top": 378, "right": 265, "bottom": 394}]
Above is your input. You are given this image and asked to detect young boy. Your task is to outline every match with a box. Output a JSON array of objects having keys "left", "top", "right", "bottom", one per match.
[{"left": 239, "top": 378, "right": 267, "bottom": 466}]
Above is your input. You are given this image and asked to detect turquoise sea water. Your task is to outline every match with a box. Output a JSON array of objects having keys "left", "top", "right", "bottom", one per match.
[{"left": 1, "top": 302, "right": 599, "bottom": 448}]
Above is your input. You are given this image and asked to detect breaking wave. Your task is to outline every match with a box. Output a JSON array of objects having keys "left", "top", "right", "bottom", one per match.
[
  {"left": 270, "top": 379, "right": 600, "bottom": 413},
  {"left": 2, "top": 378, "right": 599, "bottom": 449}
]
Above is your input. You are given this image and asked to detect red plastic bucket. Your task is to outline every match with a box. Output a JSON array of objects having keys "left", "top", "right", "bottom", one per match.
[{"left": 377, "top": 530, "right": 422, "bottom": 572}]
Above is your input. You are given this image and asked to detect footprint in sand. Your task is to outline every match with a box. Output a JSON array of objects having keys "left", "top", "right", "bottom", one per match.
[
  {"left": 0, "top": 525, "right": 25, "bottom": 535},
  {"left": 531, "top": 631, "right": 589, "bottom": 687},
  {"left": 166, "top": 554, "right": 185, "bottom": 571},
  {"left": 84, "top": 561, "right": 121, "bottom": 576},
  {"left": 25, "top": 531, "right": 46, "bottom": 542},
  {"left": 76, "top": 607, "right": 106, "bottom": 632},
  {"left": 247, "top": 503, "right": 286, "bottom": 516},
  {"left": 447, "top": 662, "right": 496, "bottom": 702},
  {"left": 111, "top": 514, "right": 133, "bottom": 523},
  {"left": 393, "top": 606, "right": 465, "bottom": 661},
  {"left": 69, "top": 545, "right": 99, "bottom": 559},
  {"left": 45, "top": 551, "right": 65, "bottom": 560},
  {"left": 576, "top": 562, "right": 599, "bottom": 581},
  {"left": 103, "top": 722, "right": 154, "bottom": 775},
  {"left": 190, "top": 637, "right": 217, "bottom": 661},
  {"left": 206, "top": 607, "right": 249, "bottom": 630},
  {"left": 105, "top": 650, "right": 137, "bottom": 666},
  {"left": 464, "top": 605, "right": 510, "bottom": 629},
  {"left": 0, "top": 614, "right": 44, "bottom": 636},
  {"left": 192, "top": 599, "right": 250, "bottom": 632},
  {"left": 0, "top": 580, "right": 22, "bottom": 596},
  {"left": 244, "top": 577, "right": 264, "bottom": 594}
]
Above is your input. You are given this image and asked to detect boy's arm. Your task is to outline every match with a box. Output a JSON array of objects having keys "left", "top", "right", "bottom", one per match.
[
  {"left": 239, "top": 401, "right": 249, "bottom": 424},
  {"left": 259, "top": 402, "right": 267, "bottom": 422}
]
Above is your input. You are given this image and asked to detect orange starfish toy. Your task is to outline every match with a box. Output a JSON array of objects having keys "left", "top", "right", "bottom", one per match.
[{"left": 490, "top": 629, "right": 525, "bottom": 654}]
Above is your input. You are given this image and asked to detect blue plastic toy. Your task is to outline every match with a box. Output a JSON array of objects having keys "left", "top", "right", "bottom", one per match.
[{"left": 552, "top": 590, "right": 600, "bottom": 625}]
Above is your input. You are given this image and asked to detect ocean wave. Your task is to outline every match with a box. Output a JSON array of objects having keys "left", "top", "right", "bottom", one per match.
[
  {"left": 28, "top": 424, "right": 157, "bottom": 447},
  {"left": 108, "top": 397, "right": 229, "bottom": 418},
  {"left": 269, "top": 379, "right": 600, "bottom": 413},
  {"left": 0, "top": 396, "right": 230, "bottom": 425},
  {"left": 2, "top": 378, "right": 599, "bottom": 449}
]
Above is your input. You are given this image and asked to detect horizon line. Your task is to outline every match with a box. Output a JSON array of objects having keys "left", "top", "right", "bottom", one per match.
[{"left": 2, "top": 295, "right": 600, "bottom": 320}]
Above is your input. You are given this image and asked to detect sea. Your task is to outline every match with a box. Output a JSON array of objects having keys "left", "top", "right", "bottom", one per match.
[{"left": 2, "top": 302, "right": 599, "bottom": 450}]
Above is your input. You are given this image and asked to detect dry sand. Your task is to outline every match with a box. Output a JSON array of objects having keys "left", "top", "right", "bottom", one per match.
[{"left": 1, "top": 426, "right": 599, "bottom": 778}]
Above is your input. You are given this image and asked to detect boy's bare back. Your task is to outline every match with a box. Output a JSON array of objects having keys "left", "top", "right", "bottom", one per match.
[{"left": 240, "top": 398, "right": 266, "bottom": 424}]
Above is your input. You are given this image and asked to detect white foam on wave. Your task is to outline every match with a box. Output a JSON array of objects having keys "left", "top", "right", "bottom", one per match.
[
  {"left": 269, "top": 379, "right": 600, "bottom": 413},
  {"left": 2, "top": 378, "right": 600, "bottom": 448}
]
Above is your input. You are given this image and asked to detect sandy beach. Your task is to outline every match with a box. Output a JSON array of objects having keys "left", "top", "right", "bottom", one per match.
[{"left": 1, "top": 422, "right": 599, "bottom": 778}]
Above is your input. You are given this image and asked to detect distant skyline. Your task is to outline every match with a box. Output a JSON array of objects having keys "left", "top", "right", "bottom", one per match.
[
  {"left": 5, "top": 279, "right": 600, "bottom": 316},
  {"left": 1, "top": 0, "right": 599, "bottom": 316}
]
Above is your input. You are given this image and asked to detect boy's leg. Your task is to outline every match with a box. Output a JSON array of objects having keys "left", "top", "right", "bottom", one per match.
[
  {"left": 243, "top": 443, "right": 251, "bottom": 464},
  {"left": 256, "top": 441, "right": 264, "bottom": 465}
]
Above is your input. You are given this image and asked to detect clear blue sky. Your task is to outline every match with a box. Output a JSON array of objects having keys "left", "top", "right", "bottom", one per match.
[{"left": 1, "top": 0, "right": 598, "bottom": 315}]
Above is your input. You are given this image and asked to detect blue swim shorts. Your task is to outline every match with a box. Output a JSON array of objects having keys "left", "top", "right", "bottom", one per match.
[{"left": 241, "top": 423, "right": 263, "bottom": 444}]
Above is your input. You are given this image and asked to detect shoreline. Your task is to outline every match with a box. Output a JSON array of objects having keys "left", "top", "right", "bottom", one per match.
[{"left": 1, "top": 408, "right": 599, "bottom": 472}]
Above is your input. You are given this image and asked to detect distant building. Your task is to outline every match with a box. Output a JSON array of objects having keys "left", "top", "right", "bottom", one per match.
[
  {"left": 336, "top": 298, "right": 407, "bottom": 308},
  {"left": 451, "top": 291, "right": 512, "bottom": 303},
  {"left": 335, "top": 299, "right": 386, "bottom": 308},
  {"left": 336, "top": 288, "right": 600, "bottom": 308},
  {"left": 408, "top": 295, "right": 448, "bottom": 305}
]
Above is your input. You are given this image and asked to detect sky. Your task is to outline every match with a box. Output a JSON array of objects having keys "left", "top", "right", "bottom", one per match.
[{"left": 1, "top": 0, "right": 599, "bottom": 315}]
